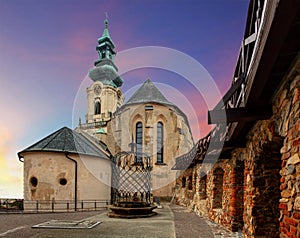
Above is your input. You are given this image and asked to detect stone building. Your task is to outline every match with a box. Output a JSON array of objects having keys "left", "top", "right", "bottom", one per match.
[
  {"left": 173, "top": 0, "right": 300, "bottom": 237},
  {"left": 84, "top": 18, "right": 124, "bottom": 132},
  {"left": 106, "top": 79, "right": 194, "bottom": 198},
  {"left": 77, "top": 18, "right": 194, "bottom": 199},
  {"left": 18, "top": 18, "right": 194, "bottom": 210},
  {"left": 18, "top": 127, "right": 111, "bottom": 211}
]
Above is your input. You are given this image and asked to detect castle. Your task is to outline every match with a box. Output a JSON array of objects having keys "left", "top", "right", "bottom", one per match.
[
  {"left": 17, "top": 1, "right": 300, "bottom": 236},
  {"left": 18, "top": 18, "right": 194, "bottom": 211}
]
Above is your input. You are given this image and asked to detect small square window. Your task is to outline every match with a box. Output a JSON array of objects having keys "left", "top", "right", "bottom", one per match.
[{"left": 145, "top": 105, "right": 153, "bottom": 110}]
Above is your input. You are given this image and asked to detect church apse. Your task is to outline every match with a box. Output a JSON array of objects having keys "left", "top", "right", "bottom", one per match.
[{"left": 78, "top": 20, "right": 194, "bottom": 200}]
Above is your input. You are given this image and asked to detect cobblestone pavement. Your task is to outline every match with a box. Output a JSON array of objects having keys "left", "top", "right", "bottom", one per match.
[
  {"left": 0, "top": 210, "right": 102, "bottom": 238},
  {"left": 170, "top": 205, "right": 214, "bottom": 238},
  {"left": 0, "top": 205, "right": 243, "bottom": 237},
  {"left": 205, "top": 220, "right": 242, "bottom": 238},
  {"left": 170, "top": 204, "right": 242, "bottom": 238}
]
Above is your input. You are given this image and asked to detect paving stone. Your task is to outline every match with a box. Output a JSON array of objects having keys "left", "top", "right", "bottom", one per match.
[
  {"left": 0, "top": 204, "right": 244, "bottom": 237},
  {"left": 170, "top": 204, "right": 242, "bottom": 238}
]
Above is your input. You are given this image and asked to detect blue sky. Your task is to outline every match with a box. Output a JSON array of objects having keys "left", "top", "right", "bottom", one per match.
[{"left": 0, "top": 0, "right": 249, "bottom": 198}]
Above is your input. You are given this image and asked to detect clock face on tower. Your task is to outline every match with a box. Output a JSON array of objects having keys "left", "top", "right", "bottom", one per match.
[{"left": 94, "top": 85, "right": 102, "bottom": 95}]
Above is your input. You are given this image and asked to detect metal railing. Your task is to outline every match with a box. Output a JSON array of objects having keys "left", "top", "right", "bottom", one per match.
[
  {"left": 172, "top": 124, "right": 227, "bottom": 170},
  {"left": 23, "top": 200, "right": 109, "bottom": 213},
  {"left": 172, "top": 0, "right": 269, "bottom": 170}
]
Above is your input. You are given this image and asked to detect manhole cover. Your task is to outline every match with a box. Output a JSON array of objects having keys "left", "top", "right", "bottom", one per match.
[{"left": 32, "top": 220, "right": 101, "bottom": 229}]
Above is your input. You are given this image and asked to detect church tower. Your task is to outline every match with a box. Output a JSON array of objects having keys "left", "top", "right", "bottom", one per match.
[{"left": 85, "top": 18, "right": 124, "bottom": 134}]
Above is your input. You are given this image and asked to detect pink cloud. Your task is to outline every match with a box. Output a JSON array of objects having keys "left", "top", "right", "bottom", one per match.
[{"left": 0, "top": 127, "right": 23, "bottom": 198}]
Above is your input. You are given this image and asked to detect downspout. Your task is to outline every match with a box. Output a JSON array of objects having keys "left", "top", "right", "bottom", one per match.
[
  {"left": 65, "top": 152, "right": 78, "bottom": 211},
  {"left": 18, "top": 152, "right": 24, "bottom": 163}
]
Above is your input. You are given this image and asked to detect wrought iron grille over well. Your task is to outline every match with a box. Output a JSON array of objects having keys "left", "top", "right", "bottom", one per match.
[
  {"left": 109, "top": 151, "right": 156, "bottom": 218},
  {"left": 111, "top": 152, "right": 153, "bottom": 207}
]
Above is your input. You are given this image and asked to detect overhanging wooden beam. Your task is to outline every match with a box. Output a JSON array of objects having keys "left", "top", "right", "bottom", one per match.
[
  {"left": 213, "top": 74, "right": 245, "bottom": 110},
  {"left": 208, "top": 107, "right": 272, "bottom": 124}
]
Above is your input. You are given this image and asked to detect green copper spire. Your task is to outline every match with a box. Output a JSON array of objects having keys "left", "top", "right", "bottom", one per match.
[
  {"left": 96, "top": 127, "right": 107, "bottom": 134},
  {"left": 102, "top": 17, "right": 111, "bottom": 39},
  {"left": 96, "top": 121, "right": 107, "bottom": 134},
  {"left": 89, "top": 15, "right": 123, "bottom": 88},
  {"left": 94, "top": 15, "right": 116, "bottom": 66},
  {"left": 97, "top": 13, "right": 114, "bottom": 46}
]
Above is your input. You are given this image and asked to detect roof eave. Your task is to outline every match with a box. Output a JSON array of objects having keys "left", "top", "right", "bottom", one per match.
[{"left": 18, "top": 149, "right": 110, "bottom": 161}]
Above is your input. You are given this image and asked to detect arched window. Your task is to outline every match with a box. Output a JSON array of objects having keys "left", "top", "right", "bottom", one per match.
[
  {"left": 199, "top": 172, "right": 207, "bottom": 199},
  {"left": 136, "top": 122, "right": 143, "bottom": 163},
  {"left": 182, "top": 177, "right": 186, "bottom": 188},
  {"left": 188, "top": 176, "right": 193, "bottom": 190},
  {"left": 157, "top": 122, "right": 164, "bottom": 163},
  {"left": 95, "top": 101, "right": 101, "bottom": 115},
  {"left": 212, "top": 167, "right": 224, "bottom": 209}
]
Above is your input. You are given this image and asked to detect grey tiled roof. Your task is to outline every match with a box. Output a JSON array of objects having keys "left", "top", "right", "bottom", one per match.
[
  {"left": 119, "top": 79, "right": 194, "bottom": 145},
  {"left": 125, "top": 79, "right": 175, "bottom": 106},
  {"left": 18, "top": 127, "right": 109, "bottom": 159}
]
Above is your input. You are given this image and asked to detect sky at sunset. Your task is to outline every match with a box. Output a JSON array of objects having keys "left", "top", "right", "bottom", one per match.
[{"left": 0, "top": 0, "right": 249, "bottom": 198}]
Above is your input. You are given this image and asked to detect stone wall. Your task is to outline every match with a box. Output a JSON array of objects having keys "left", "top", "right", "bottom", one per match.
[
  {"left": 23, "top": 151, "right": 111, "bottom": 211},
  {"left": 240, "top": 58, "right": 300, "bottom": 237},
  {"left": 243, "top": 120, "right": 283, "bottom": 237},
  {"left": 275, "top": 60, "right": 300, "bottom": 238},
  {"left": 107, "top": 102, "right": 194, "bottom": 198},
  {"left": 175, "top": 159, "right": 244, "bottom": 232},
  {"left": 175, "top": 168, "right": 195, "bottom": 208},
  {"left": 174, "top": 58, "right": 300, "bottom": 237}
]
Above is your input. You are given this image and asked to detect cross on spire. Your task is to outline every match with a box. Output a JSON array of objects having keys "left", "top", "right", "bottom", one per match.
[{"left": 104, "top": 12, "right": 109, "bottom": 28}]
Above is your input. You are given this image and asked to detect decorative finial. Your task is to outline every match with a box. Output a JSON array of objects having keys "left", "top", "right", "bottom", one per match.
[{"left": 104, "top": 12, "right": 109, "bottom": 28}]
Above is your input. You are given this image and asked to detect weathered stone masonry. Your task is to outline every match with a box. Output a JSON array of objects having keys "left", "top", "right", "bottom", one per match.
[
  {"left": 276, "top": 61, "right": 300, "bottom": 238},
  {"left": 175, "top": 58, "right": 300, "bottom": 237}
]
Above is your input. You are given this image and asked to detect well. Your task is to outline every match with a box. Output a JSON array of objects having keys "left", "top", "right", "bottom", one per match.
[{"left": 108, "top": 151, "right": 157, "bottom": 218}]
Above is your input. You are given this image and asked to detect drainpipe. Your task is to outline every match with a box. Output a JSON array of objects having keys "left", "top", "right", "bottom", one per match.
[{"left": 65, "top": 153, "right": 77, "bottom": 211}]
